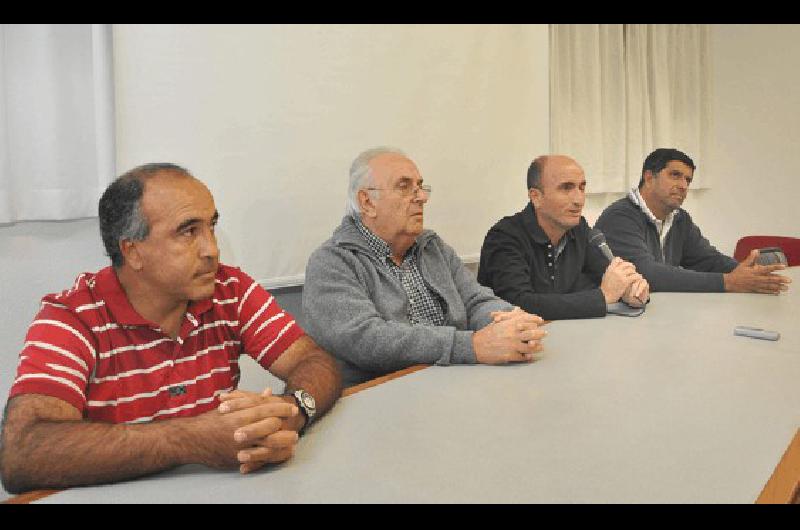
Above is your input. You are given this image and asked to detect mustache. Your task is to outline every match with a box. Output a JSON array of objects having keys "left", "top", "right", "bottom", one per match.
[{"left": 196, "top": 264, "right": 219, "bottom": 276}]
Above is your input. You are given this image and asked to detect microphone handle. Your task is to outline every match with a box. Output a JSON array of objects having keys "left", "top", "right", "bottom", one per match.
[{"left": 599, "top": 243, "right": 615, "bottom": 262}]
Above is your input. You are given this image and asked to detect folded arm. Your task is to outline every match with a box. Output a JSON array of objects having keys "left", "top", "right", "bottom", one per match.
[{"left": 0, "top": 392, "right": 296, "bottom": 493}]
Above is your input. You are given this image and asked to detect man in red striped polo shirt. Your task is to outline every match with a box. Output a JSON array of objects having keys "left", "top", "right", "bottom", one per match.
[{"left": 0, "top": 163, "right": 342, "bottom": 494}]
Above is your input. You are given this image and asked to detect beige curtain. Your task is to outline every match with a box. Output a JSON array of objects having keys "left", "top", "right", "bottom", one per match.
[{"left": 551, "top": 24, "right": 712, "bottom": 193}]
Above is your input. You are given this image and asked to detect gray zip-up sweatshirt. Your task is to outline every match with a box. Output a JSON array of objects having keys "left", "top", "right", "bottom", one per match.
[
  {"left": 302, "top": 215, "right": 512, "bottom": 387},
  {"left": 594, "top": 196, "right": 738, "bottom": 292}
]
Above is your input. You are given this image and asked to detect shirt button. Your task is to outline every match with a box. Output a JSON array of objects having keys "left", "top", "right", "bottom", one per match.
[{"left": 551, "top": 276, "right": 555, "bottom": 280}]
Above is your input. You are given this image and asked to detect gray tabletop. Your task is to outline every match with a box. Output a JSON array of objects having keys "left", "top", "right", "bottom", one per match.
[{"left": 37, "top": 268, "right": 800, "bottom": 503}]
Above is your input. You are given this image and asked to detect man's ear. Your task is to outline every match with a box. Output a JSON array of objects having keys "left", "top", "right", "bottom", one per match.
[
  {"left": 642, "top": 170, "right": 656, "bottom": 187},
  {"left": 120, "top": 239, "right": 143, "bottom": 271},
  {"left": 358, "top": 189, "right": 377, "bottom": 219},
  {"left": 529, "top": 187, "right": 543, "bottom": 209}
]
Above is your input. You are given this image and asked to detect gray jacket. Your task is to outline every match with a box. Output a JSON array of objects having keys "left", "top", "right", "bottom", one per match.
[
  {"left": 302, "top": 215, "right": 513, "bottom": 387},
  {"left": 594, "top": 196, "right": 738, "bottom": 292}
]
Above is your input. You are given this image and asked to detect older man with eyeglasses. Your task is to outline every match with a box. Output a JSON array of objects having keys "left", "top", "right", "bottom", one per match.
[{"left": 302, "top": 147, "right": 547, "bottom": 388}]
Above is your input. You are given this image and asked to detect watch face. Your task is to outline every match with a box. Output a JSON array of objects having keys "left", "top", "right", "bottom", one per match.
[{"left": 302, "top": 393, "right": 316, "bottom": 409}]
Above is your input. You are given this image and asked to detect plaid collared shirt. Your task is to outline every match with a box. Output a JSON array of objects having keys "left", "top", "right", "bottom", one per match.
[{"left": 354, "top": 217, "right": 445, "bottom": 326}]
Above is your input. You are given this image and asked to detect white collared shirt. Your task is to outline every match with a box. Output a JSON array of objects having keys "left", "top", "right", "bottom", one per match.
[{"left": 628, "top": 187, "right": 678, "bottom": 256}]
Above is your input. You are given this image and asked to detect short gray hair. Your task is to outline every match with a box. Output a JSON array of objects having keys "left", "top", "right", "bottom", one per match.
[{"left": 347, "top": 146, "right": 407, "bottom": 219}]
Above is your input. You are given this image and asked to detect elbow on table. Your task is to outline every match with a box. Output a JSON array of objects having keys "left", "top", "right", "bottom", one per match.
[
  {"left": 0, "top": 445, "right": 37, "bottom": 494},
  {"left": 0, "top": 416, "right": 48, "bottom": 495}
]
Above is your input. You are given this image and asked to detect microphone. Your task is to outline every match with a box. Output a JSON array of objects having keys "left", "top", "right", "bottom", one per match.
[{"left": 588, "top": 228, "right": 615, "bottom": 262}]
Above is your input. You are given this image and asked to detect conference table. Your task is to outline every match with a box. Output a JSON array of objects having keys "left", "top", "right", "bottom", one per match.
[{"left": 11, "top": 268, "right": 800, "bottom": 503}]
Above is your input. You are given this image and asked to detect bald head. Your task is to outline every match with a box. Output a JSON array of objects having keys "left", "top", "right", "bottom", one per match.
[
  {"left": 527, "top": 154, "right": 586, "bottom": 242},
  {"left": 527, "top": 155, "right": 582, "bottom": 191}
]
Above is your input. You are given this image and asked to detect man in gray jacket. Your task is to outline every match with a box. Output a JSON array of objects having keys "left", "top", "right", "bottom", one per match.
[
  {"left": 595, "top": 148, "right": 791, "bottom": 293},
  {"left": 302, "top": 147, "right": 547, "bottom": 387}
]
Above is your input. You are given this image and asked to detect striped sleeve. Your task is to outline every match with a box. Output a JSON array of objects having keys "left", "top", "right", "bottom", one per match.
[
  {"left": 233, "top": 269, "right": 305, "bottom": 369},
  {"left": 8, "top": 302, "right": 97, "bottom": 412}
]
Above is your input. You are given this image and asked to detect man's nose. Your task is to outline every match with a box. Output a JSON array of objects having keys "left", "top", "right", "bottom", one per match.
[{"left": 200, "top": 229, "right": 220, "bottom": 260}]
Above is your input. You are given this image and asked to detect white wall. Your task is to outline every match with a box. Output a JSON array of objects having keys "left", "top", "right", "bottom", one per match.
[
  {"left": 112, "top": 24, "right": 550, "bottom": 286},
  {"left": 689, "top": 24, "right": 800, "bottom": 254}
]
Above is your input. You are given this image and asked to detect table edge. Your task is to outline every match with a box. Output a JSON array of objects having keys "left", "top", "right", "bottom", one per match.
[{"left": 755, "top": 428, "right": 800, "bottom": 504}]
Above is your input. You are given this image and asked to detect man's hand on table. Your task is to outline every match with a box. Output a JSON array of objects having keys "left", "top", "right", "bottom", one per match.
[
  {"left": 473, "top": 307, "right": 546, "bottom": 365},
  {"left": 215, "top": 388, "right": 301, "bottom": 474}
]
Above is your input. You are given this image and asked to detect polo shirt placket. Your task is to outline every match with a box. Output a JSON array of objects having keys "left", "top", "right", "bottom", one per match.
[
  {"left": 537, "top": 230, "right": 570, "bottom": 287},
  {"left": 164, "top": 309, "right": 206, "bottom": 402}
]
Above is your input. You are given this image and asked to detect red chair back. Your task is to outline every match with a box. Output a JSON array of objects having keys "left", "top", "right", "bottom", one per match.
[{"left": 733, "top": 235, "right": 800, "bottom": 266}]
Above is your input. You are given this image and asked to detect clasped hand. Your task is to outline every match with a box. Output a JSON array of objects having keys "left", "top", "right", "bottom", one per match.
[
  {"left": 602, "top": 257, "right": 648, "bottom": 306},
  {"left": 472, "top": 307, "right": 547, "bottom": 365},
  {"left": 215, "top": 388, "right": 300, "bottom": 474},
  {"left": 621, "top": 277, "right": 650, "bottom": 308}
]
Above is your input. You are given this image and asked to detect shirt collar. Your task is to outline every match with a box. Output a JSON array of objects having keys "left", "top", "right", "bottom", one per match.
[
  {"left": 628, "top": 187, "right": 679, "bottom": 226},
  {"left": 354, "top": 216, "right": 417, "bottom": 262},
  {"left": 94, "top": 266, "right": 214, "bottom": 327}
]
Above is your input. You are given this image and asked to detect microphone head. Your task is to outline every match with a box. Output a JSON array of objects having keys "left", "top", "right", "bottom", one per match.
[
  {"left": 588, "top": 228, "right": 606, "bottom": 247},
  {"left": 589, "top": 227, "right": 614, "bottom": 261}
]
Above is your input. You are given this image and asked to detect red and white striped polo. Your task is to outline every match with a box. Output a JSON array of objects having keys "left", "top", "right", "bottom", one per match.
[{"left": 8, "top": 264, "right": 305, "bottom": 424}]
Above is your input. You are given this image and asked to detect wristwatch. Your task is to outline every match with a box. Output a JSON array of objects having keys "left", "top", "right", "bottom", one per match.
[{"left": 292, "top": 389, "right": 317, "bottom": 434}]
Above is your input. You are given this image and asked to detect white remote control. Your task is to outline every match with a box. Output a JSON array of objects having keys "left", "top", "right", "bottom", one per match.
[{"left": 733, "top": 326, "right": 780, "bottom": 341}]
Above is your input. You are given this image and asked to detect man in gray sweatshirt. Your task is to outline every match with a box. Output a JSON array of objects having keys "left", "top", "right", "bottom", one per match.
[
  {"left": 594, "top": 148, "right": 791, "bottom": 293},
  {"left": 302, "top": 147, "right": 547, "bottom": 387}
]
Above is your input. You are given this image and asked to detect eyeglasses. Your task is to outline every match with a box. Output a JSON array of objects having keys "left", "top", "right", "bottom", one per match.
[{"left": 364, "top": 183, "right": 432, "bottom": 199}]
